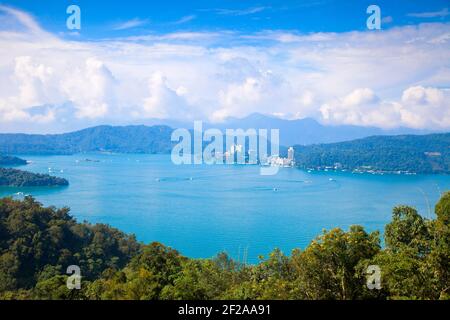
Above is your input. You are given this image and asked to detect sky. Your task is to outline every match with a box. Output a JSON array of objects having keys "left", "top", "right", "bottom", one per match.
[{"left": 0, "top": 0, "right": 449, "bottom": 133}]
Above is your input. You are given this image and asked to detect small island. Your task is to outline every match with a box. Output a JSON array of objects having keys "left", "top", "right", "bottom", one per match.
[
  {"left": 0, "top": 168, "right": 69, "bottom": 187},
  {"left": 0, "top": 155, "right": 27, "bottom": 166}
]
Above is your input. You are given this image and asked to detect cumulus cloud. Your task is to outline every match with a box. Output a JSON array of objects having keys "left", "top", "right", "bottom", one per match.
[
  {"left": 61, "top": 58, "right": 116, "bottom": 119},
  {"left": 320, "top": 88, "right": 399, "bottom": 128},
  {"left": 141, "top": 72, "right": 191, "bottom": 119},
  {"left": 399, "top": 86, "right": 450, "bottom": 128},
  {"left": 0, "top": 56, "right": 59, "bottom": 122},
  {"left": 320, "top": 86, "right": 450, "bottom": 129},
  {"left": 0, "top": 5, "right": 449, "bottom": 132}
]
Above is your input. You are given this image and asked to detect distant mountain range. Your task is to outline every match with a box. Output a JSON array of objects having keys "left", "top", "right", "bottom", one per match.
[
  {"left": 0, "top": 125, "right": 174, "bottom": 155},
  {"left": 141, "top": 113, "right": 435, "bottom": 146},
  {"left": 294, "top": 133, "right": 450, "bottom": 174},
  {"left": 203, "top": 113, "right": 436, "bottom": 146},
  {"left": 0, "top": 113, "right": 439, "bottom": 155},
  {"left": 0, "top": 117, "right": 448, "bottom": 173}
]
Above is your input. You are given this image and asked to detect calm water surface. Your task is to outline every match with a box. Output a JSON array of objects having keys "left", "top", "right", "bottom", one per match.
[{"left": 1, "top": 153, "right": 448, "bottom": 263}]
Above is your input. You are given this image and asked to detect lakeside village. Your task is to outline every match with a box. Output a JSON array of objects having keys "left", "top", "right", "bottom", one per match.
[
  {"left": 303, "top": 163, "right": 417, "bottom": 175},
  {"left": 197, "top": 145, "right": 417, "bottom": 175}
]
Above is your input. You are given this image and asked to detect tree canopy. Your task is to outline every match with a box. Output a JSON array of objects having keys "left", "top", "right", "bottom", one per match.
[{"left": 0, "top": 193, "right": 449, "bottom": 300}]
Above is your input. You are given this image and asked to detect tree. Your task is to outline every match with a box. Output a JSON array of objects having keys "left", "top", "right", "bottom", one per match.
[
  {"left": 0, "top": 196, "right": 141, "bottom": 295},
  {"left": 372, "top": 206, "right": 436, "bottom": 299},
  {"left": 290, "top": 226, "right": 380, "bottom": 299},
  {"left": 161, "top": 253, "right": 240, "bottom": 300},
  {"left": 385, "top": 206, "right": 431, "bottom": 255},
  {"left": 33, "top": 275, "right": 87, "bottom": 300},
  {"left": 1, "top": 194, "right": 450, "bottom": 300},
  {"left": 431, "top": 192, "right": 450, "bottom": 298}
]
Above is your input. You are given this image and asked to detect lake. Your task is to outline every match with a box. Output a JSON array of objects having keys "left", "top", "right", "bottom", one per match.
[{"left": 1, "top": 153, "right": 449, "bottom": 263}]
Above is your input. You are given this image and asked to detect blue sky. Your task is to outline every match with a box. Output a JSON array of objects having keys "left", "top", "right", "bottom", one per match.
[
  {"left": 0, "top": 1, "right": 449, "bottom": 133},
  {"left": 3, "top": 0, "right": 450, "bottom": 38}
]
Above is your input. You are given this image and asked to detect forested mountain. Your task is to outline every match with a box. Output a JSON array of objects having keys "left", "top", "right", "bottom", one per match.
[
  {"left": 0, "top": 125, "right": 174, "bottom": 155},
  {"left": 0, "top": 168, "right": 69, "bottom": 187},
  {"left": 0, "top": 155, "right": 27, "bottom": 166},
  {"left": 294, "top": 133, "right": 450, "bottom": 174},
  {"left": 1, "top": 123, "right": 449, "bottom": 174},
  {"left": 0, "top": 114, "right": 438, "bottom": 155},
  {"left": 0, "top": 193, "right": 449, "bottom": 300}
]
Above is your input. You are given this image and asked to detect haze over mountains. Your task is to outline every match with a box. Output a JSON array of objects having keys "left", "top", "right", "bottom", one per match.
[
  {"left": 0, "top": 125, "right": 174, "bottom": 155},
  {"left": 0, "top": 113, "right": 448, "bottom": 174},
  {"left": 203, "top": 113, "right": 434, "bottom": 146},
  {"left": 0, "top": 113, "right": 442, "bottom": 155},
  {"left": 126, "top": 113, "right": 435, "bottom": 146}
]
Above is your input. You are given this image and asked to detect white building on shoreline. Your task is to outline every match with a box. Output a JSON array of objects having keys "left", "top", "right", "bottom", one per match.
[{"left": 265, "top": 147, "right": 295, "bottom": 167}]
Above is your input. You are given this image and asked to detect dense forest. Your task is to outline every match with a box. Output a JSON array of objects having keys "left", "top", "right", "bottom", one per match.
[
  {"left": 0, "top": 155, "right": 27, "bottom": 166},
  {"left": 0, "top": 168, "right": 69, "bottom": 187},
  {"left": 0, "top": 193, "right": 449, "bottom": 300},
  {"left": 294, "top": 133, "right": 450, "bottom": 174}
]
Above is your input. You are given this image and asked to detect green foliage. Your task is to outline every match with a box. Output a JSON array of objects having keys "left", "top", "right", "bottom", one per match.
[
  {"left": 0, "top": 168, "right": 69, "bottom": 187},
  {"left": 0, "top": 196, "right": 140, "bottom": 296},
  {"left": 33, "top": 275, "right": 87, "bottom": 300},
  {"left": 161, "top": 253, "right": 241, "bottom": 300},
  {"left": 385, "top": 206, "right": 431, "bottom": 254},
  {"left": 369, "top": 197, "right": 450, "bottom": 299},
  {"left": 291, "top": 226, "right": 380, "bottom": 299},
  {"left": 0, "top": 193, "right": 449, "bottom": 300},
  {"left": 294, "top": 133, "right": 450, "bottom": 173},
  {"left": 431, "top": 192, "right": 450, "bottom": 298},
  {"left": 369, "top": 247, "right": 436, "bottom": 299}
]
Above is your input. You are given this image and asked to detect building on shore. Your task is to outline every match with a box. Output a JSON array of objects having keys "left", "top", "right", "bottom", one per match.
[
  {"left": 287, "top": 147, "right": 294, "bottom": 164},
  {"left": 265, "top": 147, "right": 295, "bottom": 167}
]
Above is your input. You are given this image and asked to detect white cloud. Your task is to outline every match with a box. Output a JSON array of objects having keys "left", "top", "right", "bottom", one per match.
[
  {"left": 319, "top": 88, "right": 400, "bottom": 128},
  {"left": 113, "top": 18, "right": 149, "bottom": 30},
  {"left": 0, "top": 5, "right": 449, "bottom": 132},
  {"left": 172, "top": 15, "right": 196, "bottom": 25},
  {"left": 0, "top": 56, "right": 60, "bottom": 122},
  {"left": 61, "top": 58, "right": 116, "bottom": 119},
  {"left": 341, "top": 88, "right": 379, "bottom": 108},
  {"left": 0, "top": 5, "right": 46, "bottom": 35},
  {"left": 141, "top": 72, "right": 191, "bottom": 119},
  {"left": 213, "top": 7, "right": 268, "bottom": 16},
  {"left": 399, "top": 86, "right": 450, "bottom": 128},
  {"left": 320, "top": 86, "right": 450, "bottom": 129},
  {"left": 407, "top": 8, "right": 449, "bottom": 18}
]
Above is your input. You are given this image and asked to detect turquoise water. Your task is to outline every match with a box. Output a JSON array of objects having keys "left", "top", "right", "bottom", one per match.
[{"left": 1, "top": 153, "right": 449, "bottom": 263}]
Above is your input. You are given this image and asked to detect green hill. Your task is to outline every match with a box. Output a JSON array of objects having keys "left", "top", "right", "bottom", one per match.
[
  {"left": 294, "top": 133, "right": 450, "bottom": 174},
  {"left": 0, "top": 125, "right": 174, "bottom": 155}
]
